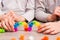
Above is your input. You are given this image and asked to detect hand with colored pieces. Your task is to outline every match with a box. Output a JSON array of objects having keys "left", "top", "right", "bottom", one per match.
[
  {"left": 0, "top": 11, "right": 18, "bottom": 32},
  {"left": 0, "top": 20, "right": 41, "bottom": 32},
  {"left": 0, "top": 14, "right": 15, "bottom": 32},
  {"left": 0, "top": 20, "right": 41, "bottom": 33},
  {"left": 38, "top": 22, "right": 60, "bottom": 34},
  {"left": 0, "top": 10, "right": 26, "bottom": 32},
  {"left": 0, "top": 21, "right": 28, "bottom": 33}
]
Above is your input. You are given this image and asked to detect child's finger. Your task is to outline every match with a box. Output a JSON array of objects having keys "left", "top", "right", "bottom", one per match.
[
  {"left": 38, "top": 26, "right": 50, "bottom": 33},
  {"left": 12, "top": 20, "right": 15, "bottom": 25},
  {"left": 1, "top": 21, "right": 9, "bottom": 31},
  {"left": 50, "top": 31, "right": 59, "bottom": 35},
  {"left": 5, "top": 19, "right": 11, "bottom": 31},
  {"left": 39, "top": 23, "right": 51, "bottom": 29},
  {"left": 8, "top": 11, "right": 19, "bottom": 22},
  {"left": 8, "top": 11, "right": 18, "bottom": 21},
  {"left": 43, "top": 29, "right": 54, "bottom": 34},
  {"left": 8, "top": 19, "right": 15, "bottom": 32}
]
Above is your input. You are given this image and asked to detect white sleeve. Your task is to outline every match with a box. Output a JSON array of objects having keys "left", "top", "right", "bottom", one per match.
[
  {"left": 0, "top": 0, "right": 7, "bottom": 15},
  {"left": 35, "top": 0, "right": 51, "bottom": 22},
  {"left": 22, "top": 0, "right": 35, "bottom": 22}
]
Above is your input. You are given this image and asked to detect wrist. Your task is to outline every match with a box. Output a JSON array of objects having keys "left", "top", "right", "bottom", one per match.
[
  {"left": 47, "top": 14, "right": 57, "bottom": 22},
  {"left": 47, "top": 14, "right": 53, "bottom": 22}
]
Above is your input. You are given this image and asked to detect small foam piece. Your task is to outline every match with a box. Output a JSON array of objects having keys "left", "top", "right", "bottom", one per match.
[
  {"left": 23, "top": 22, "right": 28, "bottom": 28},
  {"left": 35, "top": 22, "right": 41, "bottom": 28},
  {"left": 24, "top": 28, "right": 28, "bottom": 31},
  {"left": 29, "top": 22, "right": 34, "bottom": 27},
  {"left": 14, "top": 22, "right": 19, "bottom": 28},
  {"left": 19, "top": 22, "right": 23, "bottom": 26},
  {"left": 23, "top": 22, "right": 28, "bottom": 31},
  {"left": 19, "top": 34, "right": 24, "bottom": 40},
  {"left": 23, "top": 22, "right": 27, "bottom": 25},
  {"left": 24, "top": 24, "right": 28, "bottom": 28},
  {"left": 32, "top": 20, "right": 37, "bottom": 24},
  {"left": 0, "top": 28, "right": 5, "bottom": 33},
  {"left": 14, "top": 28, "right": 18, "bottom": 32},
  {"left": 29, "top": 36, "right": 34, "bottom": 40},
  {"left": 56, "top": 36, "right": 60, "bottom": 40},
  {"left": 41, "top": 36, "right": 49, "bottom": 40},
  {"left": 28, "top": 27, "right": 32, "bottom": 31},
  {"left": 14, "top": 22, "right": 19, "bottom": 32},
  {"left": 28, "top": 22, "right": 33, "bottom": 31},
  {"left": 33, "top": 20, "right": 41, "bottom": 29},
  {"left": 11, "top": 37, "right": 16, "bottom": 40}
]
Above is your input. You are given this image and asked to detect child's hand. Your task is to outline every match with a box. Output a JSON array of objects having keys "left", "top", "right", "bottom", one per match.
[
  {"left": 0, "top": 15, "right": 15, "bottom": 32},
  {"left": 7, "top": 11, "right": 25, "bottom": 22},
  {"left": 47, "top": 14, "right": 57, "bottom": 22},
  {"left": 38, "top": 22, "right": 60, "bottom": 34},
  {"left": 53, "top": 6, "right": 60, "bottom": 17},
  {"left": 0, "top": 10, "right": 25, "bottom": 32}
]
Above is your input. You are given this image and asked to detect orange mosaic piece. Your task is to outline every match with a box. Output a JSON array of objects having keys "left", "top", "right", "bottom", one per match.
[
  {"left": 41, "top": 36, "right": 49, "bottom": 40},
  {"left": 24, "top": 28, "right": 28, "bottom": 31},
  {"left": 11, "top": 37, "right": 16, "bottom": 40},
  {"left": 19, "top": 34, "right": 24, "bottom": 40},
  {"left": 56, "top": 36, "right": 60, "bottom": 40}
]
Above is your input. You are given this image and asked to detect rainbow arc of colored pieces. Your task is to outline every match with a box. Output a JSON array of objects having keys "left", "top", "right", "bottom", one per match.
[
  {"left": 0, "top": 20, "right": 41, "bottom": 33},
  {"left": 28, "top": 20, "right": 41, "bottom": 31},
  {"left": 14, "top": 20, "right": 41, "bottom": 32}
]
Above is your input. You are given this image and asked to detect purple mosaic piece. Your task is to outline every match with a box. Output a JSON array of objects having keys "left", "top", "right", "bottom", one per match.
[
  {"left": 28, "top": 27, "right": 32, "bottom": 31},
  {"left": 14, "top": 28, "right": 18, "bottom": 32}
]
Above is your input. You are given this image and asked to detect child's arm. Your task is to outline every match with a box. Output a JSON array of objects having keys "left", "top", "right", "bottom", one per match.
[
  {"left": 35, "top": 0, "right": 57, "bottom": 22},
  {"left": 53, "top": 6, "right": 60, "bottom": 17}
]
